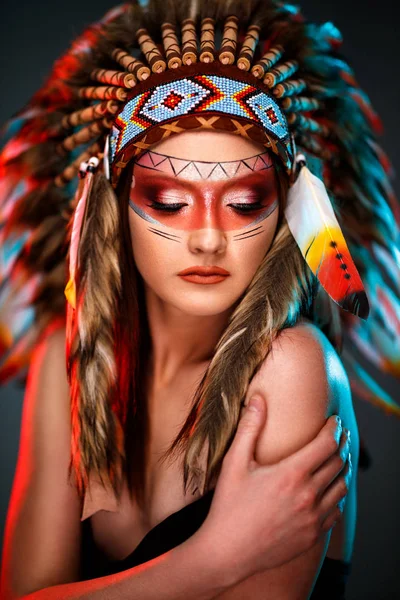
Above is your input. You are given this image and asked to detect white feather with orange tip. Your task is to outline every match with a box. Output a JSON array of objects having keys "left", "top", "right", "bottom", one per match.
[{"left": 64, "top": 157, "right": 99, "bottom": 308}]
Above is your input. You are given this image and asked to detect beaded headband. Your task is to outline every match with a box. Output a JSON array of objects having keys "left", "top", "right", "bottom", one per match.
[{"left": 108, "top": 64, "right": 293, "bottom": 187}]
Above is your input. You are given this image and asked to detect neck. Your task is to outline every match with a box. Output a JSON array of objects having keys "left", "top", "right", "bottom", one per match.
[{"left": 144, "top": 284, "right": 236, "bottom": 391}]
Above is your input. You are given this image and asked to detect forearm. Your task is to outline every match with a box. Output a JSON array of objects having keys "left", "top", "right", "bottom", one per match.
[
  {"left": 213, "top": 535, "right": 330, "bottom": 600},
  {"left": 20, "top": 531, "right": 233, "bottom": 600}
]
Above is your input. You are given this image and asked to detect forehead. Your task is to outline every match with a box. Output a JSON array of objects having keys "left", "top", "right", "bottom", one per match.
[
  {"left": 147, "top": 129, "right": 267, "bottom": 160},
  {"left": 133, "top": 150, "right": 275, "bottom": 183}
]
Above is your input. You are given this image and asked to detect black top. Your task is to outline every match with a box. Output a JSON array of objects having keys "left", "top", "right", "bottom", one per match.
[{"left": 80, "top": 488, "right": 351, "bottom": 599}]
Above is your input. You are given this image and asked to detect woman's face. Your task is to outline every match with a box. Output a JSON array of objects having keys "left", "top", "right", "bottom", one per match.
[{"left": 128, "top": 131, "right": 280, "bottom": 317}]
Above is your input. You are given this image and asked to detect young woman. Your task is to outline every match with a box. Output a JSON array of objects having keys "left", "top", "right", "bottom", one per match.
[{"left": 0, "top": 1, "right": 398, "bottom": 598}]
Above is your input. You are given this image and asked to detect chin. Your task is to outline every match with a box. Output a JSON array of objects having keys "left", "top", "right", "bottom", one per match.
[
  {"left": 181, "top": 303, "right": 235, "bottom": 318},
  {"left": 142, "top": 274, "right": 247, "bottom": 317},
  {"left": 162, "top": 289, "right": 241, "bottom": 318}
]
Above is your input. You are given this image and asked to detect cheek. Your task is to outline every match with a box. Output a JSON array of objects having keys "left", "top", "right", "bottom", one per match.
[
  {"left": 232, "top": 209, "right": 279, "bottom": 278},
  {"left": 128, "top": 211, "right": 153, "bottom": 276},
  {"left": 128, "top": 211, "right": 179, "bottom": 279}
]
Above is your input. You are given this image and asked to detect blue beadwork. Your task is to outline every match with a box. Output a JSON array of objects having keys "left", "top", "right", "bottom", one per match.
[
  {"left": 110, "top": 74, "right": 291, "bottom": 167},
  {"left": 142, "top": 79, "right": 209, "bottom": 122}
]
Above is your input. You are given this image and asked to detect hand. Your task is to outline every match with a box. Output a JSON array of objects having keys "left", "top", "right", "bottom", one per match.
[{"left": 198, "top": 395, "right": 351, "bottom": 585}]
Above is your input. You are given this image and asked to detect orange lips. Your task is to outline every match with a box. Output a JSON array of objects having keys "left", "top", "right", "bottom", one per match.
[
  {"left": 178, "top": 266, "right": 230, "bottom": 284},
  {"left": 178, "top": 273, "right": 229, "bottom": 284}
]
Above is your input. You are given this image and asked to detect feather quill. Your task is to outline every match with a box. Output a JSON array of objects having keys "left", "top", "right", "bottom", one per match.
[
  {"left": 65, "top": 157, "right": 99, "bottom": 309},
  {"left": 285, "top": 159, "right": 369, "bottom": 319}
]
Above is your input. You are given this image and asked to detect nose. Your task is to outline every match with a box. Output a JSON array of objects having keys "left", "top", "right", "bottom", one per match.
[{"left": 188, "top": 227, "right": 227, "bottom": 255}]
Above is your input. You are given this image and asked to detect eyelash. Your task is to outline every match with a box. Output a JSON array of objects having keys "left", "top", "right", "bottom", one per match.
[{"left": 147, "top": 200, "right": 266, "bottom": 213}]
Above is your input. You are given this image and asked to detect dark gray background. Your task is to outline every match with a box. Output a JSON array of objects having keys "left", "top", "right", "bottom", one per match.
[{"left": 0, "top": 1, "right": 399, "bottom": 598}]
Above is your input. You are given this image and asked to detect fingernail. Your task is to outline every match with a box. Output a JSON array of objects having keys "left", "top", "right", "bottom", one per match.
[
  {"left": 345, "top": 456, "right": 352, "bottom": 479},
  {"left": 248, "top": 396, "right": 262, "bottom": 412},
  {"left": 334, "top": 416, "right": 342, "bottom": 442},
  {"left": 343, "top": 427, "right": 351, "bottom": 440}
]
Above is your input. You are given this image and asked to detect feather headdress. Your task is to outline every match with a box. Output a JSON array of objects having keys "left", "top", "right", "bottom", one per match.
[{"left": 0, "top": 0, "right": 399, "bottom": 495}]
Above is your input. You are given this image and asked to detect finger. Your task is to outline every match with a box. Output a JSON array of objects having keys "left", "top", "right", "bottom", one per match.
[
  {"left": 320, "top": 505, "right": 342, "bottom": 534},
  {"left": 319, "top": 459, "right": 352, "bottom": 518},
  {"left": 281, "top": 415, "right": 342, "bottom": 476},
  {"left": 226, "top": 395, "right": 267, "bottom": 469},
  {"left": 313, "top": 430, "right": 351, "bottom": 493}
]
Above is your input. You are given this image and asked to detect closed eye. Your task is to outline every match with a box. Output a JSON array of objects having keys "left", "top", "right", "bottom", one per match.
[
  {"left": 147, "top": 201, "right": 267, "bottom": 213},
  {"left": 228, "top": 202, "right": 266, "bottom": 212},
  {"left": 147, "top": 201, "right": 187, "bottom": 212}
]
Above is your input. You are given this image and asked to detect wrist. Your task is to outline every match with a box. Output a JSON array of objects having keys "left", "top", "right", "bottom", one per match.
[{"left": 189, "top": 526, "right": 243, "bottom": 590}]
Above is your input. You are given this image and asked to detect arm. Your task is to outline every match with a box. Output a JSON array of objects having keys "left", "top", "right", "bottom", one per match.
[
  {"left": 0, "top": 327, "right": 83, "bottom": 599},
  {"left": 0, "top": 327, "right": 230, "bottom": 600},
  {"left": 215, "top": 322, "right": 353, "bottom": 600},
  {"left": 11, "top": 536, "right": 229, "bottom": 600}
]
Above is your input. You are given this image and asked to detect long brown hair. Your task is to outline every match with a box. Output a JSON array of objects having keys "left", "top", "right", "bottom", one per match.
[{"left": 72, "top": 153, "right": 318, "bottom": 502}]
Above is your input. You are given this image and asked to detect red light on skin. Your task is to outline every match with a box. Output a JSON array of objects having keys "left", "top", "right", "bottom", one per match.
[{"left": 129, "top": 169, "right": 279, "bottom": 232}]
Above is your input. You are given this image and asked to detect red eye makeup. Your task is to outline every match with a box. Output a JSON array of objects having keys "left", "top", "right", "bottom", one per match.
[{"left": 129, "top": 171, "right": 279, "bottom": 232}]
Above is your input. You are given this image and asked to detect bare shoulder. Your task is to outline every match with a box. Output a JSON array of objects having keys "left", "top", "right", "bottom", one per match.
[
  {"left": 20, "top": 323, "right": 70, "bottom": 440},
  {"left": 18, "top": 321, "right": 70, "bottom": 468},
  {"left": 250, "top": 320, "right": 352, "bottom": 465},
  {"left": 271, "top": 320, "right": 350, "bottom": 404},
  {"left": 34, "top": 322, "right": 67, "bottom": 377}
]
